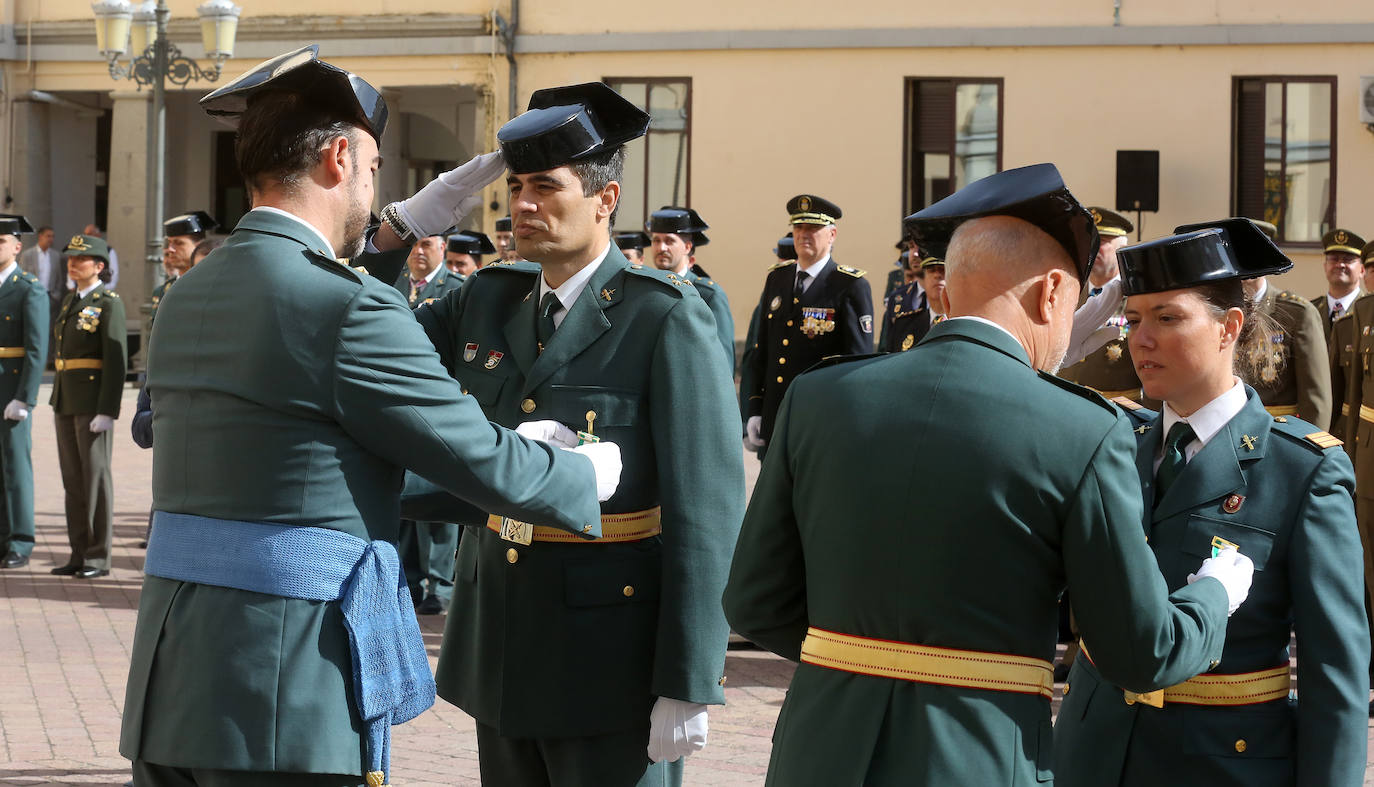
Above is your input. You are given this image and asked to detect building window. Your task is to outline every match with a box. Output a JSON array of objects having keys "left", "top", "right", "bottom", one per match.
[
  {"left": 603, "top": 78, "right": 691, "bottom": 229},
  {"left": 904, "top": 78, "right": 1003, "bottom": 215},
  {"left": 1232, "top": 76, "right": 1336, "bottom": 244}
]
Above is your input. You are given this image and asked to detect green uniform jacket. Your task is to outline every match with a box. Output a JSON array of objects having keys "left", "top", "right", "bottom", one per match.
[
  {"left": 686, "top": 264, "right": 735, "bottom": 374},
  {"left": 119, "top": 209, "right": 603, "bottom": 776},
  {"left": 0, "top": 267, "right": 49, "bottom": 405},
  {"left": 1054, "top": 390, "right": 1367, "bottom": 787},
  {"left": 411, "top": 246, "right": 746, "bottom": 739},
  {"left": 1250, "top": 288, "right": 1330, "bottom": 430},
  {"left": 393, "top": 264, "right": 465, "bottom": 308},
  {"left": 722, "top": 319, "right": 1230, "bottom": 786},
  {"left": 50, "top": 284, "right": 126, "bottom": 417}
]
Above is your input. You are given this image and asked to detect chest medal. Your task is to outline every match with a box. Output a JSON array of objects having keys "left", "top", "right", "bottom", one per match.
[
  {"left": 76, "top": 305, "right": 102, "bottom": 333},
  {"left": 800, "top": 307, "right": 836, "bottom": 338}
]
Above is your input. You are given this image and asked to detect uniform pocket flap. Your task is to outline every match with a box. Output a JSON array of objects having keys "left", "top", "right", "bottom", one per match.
[
  {"left": 564, "top": 554, "right": 661, "bottom": 608},
  {"left": 549, "top": 385, "right": 643, "bottom": 429},
  {"left": 1182, "top": 514, "right": 1277, "bottom": 570}
]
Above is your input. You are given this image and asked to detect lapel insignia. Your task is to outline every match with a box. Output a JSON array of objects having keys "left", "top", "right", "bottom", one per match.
[
  {"left": 769, "top": 296, "right": 781, "bottom": 311},
  {"left": 463, "top": 342, "right": 478, "bottom": 363},
  {"left": 1210, "top": 535, "right": 1240, "bottom": 557},
  {"left": 485, "top": 350, "right": 504, "bottom": 370},
  {"left": 1134, "top": 424, "right": 1151, "bottom": 434},
  {"left": 1105, "top": 343, "right": 1123, "bottom": 362},
  {"left": 1240, "top": 434, "right": 1257, "bottom": 451},
  {"left": 601, "top": 287, "right": 615, "bottom": 302},
  {"left": 523, "top": 292, "right": 531, "bottom": 302},
  {"left": 1222, "top": 494, "right": 1245, "bottom": 514}
]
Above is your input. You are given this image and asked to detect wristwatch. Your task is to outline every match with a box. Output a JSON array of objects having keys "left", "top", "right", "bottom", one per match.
[{"left": 380, "top": 202, "right": 416, "bottom": 243}]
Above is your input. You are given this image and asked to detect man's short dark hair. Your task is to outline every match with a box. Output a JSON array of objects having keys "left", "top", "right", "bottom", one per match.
[
  {"left": 37, "top": 226, "right": 52, "bottom": 234},
  {"left": 568, "top": 146, "right": 626, "bottom": 226},
  {"left": 193, "top": 237, "right": 222, "bottom": 259},
  {"left": 235, "top": 89, "right": 362, "bottom": 194}
]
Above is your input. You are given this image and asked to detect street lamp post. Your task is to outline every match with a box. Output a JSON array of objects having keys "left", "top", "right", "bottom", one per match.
[{"left": 90, "top": 0, "right": 239, "bottom": 367}]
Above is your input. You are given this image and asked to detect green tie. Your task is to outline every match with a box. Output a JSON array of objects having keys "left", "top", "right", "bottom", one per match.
[
  {"left": 1155, "top": 421, "right": 1197, "bottom": 503},
  {"left": 536, "top": 292, "right": 560, "bottom": 354}
]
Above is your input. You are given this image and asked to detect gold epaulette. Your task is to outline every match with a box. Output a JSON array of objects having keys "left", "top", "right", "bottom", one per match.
[
  {"left": 1276, "top": 290, "right": 1306, "bottom": 303},
  {"left": 352, "top": 266, "right": 369, "bottom": 276},
  {"left": 836, "top": 264, "right": 866, "bottom": 278},
  {"left": 767, "top": 260, "right": 794, "bottom": 271},
  {"left": 1111, "top": 395, "right": 1143, "bottom": 411},
  {"left": 1305, "top": 431, "right": 1343, "bottom": 449}
]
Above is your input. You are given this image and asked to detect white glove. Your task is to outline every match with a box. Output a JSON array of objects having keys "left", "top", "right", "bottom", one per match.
[
  {"left": 88, "top": 414, "right": 114, "bottom": 434},
  {"left": 744, "top": 415, "right": 766, "bottom": 450},
  {"left": 566, "top": 441, "right": 622, "bottom": 502},
  {"left": 3, "top": 399, "right": 28, "bottom": 421},
  {"left": 647, "top": 697, "right": 709, "bottom": 763},
  {"left": 397, "top": 151, "right": 507, "bottom": 239},
  {"left": 515, "top": 419, "right": 579, "bottom": 449},
  {"left": 1063, "top": 276, "right": 1124, "bottom": 368},
  {"left": 1188, "top": 547, "right": 1255, "bottom": 616}
]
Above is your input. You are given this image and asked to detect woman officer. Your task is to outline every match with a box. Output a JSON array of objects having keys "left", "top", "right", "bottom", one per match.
[{"left": 1053, "top": 218, "right": 1369, "bottom": 786}]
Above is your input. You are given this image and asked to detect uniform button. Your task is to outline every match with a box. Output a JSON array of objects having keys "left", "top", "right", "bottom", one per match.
[
  {"left": 786, "top": 320, "right": 794, "bottom": 327},
  {"left": 622, "top": 585, "right": 634, "bottom": 597},
  {"left": 505, "top": 548, "right": 519, "bottom": 564},
  {"left": 461, "top": 388, "right": 469, "bottom": 396},
  {"left": 1063, "top": 682, "right": 1070, "bottom": 696},
  {"left": 521, "top": 398, "right": 536, "bottom": 413},
  {"left": 793, "top": 298, "right": 799, "bottom": 304},
  {"left": 778, "top": 357, "right": 786, "bottom": 365},
  {"left": 776, "top": 376, "right": 784, "bottom": 383},
  {"left": 718, "top": 675, "right": 727, "bottom": 687},
  {"left": 782, "top": 339, "right": 789, "bottom": 346},
  {"left": 1234, "top": 739, "right": 1247, "bottom": 753}
]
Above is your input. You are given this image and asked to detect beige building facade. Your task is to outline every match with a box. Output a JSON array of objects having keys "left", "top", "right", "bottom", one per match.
[{"left": 3, "top": 0, "right": 1373, "bottom": 348}]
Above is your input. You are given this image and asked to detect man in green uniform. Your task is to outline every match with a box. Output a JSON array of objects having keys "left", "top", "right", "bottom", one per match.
[
  {"left": 647, "top": 206, "right": 735, "bottom": 371},
  {"left": 120, "top": 47, "right": 620, "bottom": 787},
  {"left": 443, "top": 230, "right": 494, "bottom": 279},
  {"left": 1059, "top": 207, "right": 1142, "bottom": 401},
  {"left": 0, "top": 215, "right": 48, "bottom": 569},
  {"left": 408, "top": 82, "right": 745, "bottom": 787},
  {"left": 723, "top": 163, "right": 1252, "bottom": 786},
  {"left": 1313, "top": 229, "right": 1366, "bottom": 337},
  {"left": 49, "top": 233, "right": 127, "bottom": 579},
  {"left": 151, "top": 211, "right": 217, "bottom": 320},
  {"left": 614, "top": 229, "right": 648, "bottom": 263}
]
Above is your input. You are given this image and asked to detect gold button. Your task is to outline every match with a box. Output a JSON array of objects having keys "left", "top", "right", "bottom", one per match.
[
  {"left": 782, "top": 339, "right": 789, "bottom": 346},
  {"left": 586, "top": 409, "right": 596, "bottom": 422},
  {"left": 622, "top": 585, "right": 634, "bottom": 597},
  {"left": 778, "top": 357, "right": 786, "bottom": 365},
  {"left": 505, "top": 548, "right": 518, "bottom": 564},
  {"left": 786, "top": 320, "right": 793, "bottom": 327},
  {"left": 776, "top": 376, "right": 784, "bottom": 383},
  {"left": 792, "top": 297, "right": 799, "bottom": 304},
  {"left": 461, "top": 388, "right": 469, "bottom": 396},
  {"left": 718, "top": 675, "right": 727, "bottom": 686},
  {"left": 1234, "top": 739, "right": 1247, "bottom": 753},
  {"left": 1063, "top": 682, "right": 1070, "bottom": 695},
  {"left": 521, "top": 398, "right": 536, "bottom": 413}
]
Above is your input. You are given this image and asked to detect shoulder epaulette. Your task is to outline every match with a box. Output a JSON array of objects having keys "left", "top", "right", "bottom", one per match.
[
  {"left": 1036, "top": 372, "right": 1126, "bottom": 416},
  {"left": 1110, "top": 395, "right": 1141, "bottom": 410},
  {"left": 1266, "top": 414, "right": 1343, "bottom": 452},
  {"left": 306, "top": 252, "right": 362, "bottom": 283},
  {"left": 836, "top": 264, "right": 866, "bottom": 278},
  {"left": 1305, "top": 430, "right": 1343, "bottom": 449},
  {"left": 807, "top": 352, "right": 885, "bottom": 372},
  {"left": 625, "top": 263, "right": 692, "bottom": 296},
  {"left": 767, "top": 260, "right": 795, "bottom": 272},
  {"left": 477, "top": 260, "right": 540, "bottom": 276},
  {"left": 352, "top": 266, "right": 369, "bottom": 276},
  {"left": 1276, "top": 290, "right": 1306, "bottom": 304}
]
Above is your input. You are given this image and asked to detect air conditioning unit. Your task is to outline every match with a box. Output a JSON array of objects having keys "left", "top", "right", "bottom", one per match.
[{"left": 1362, "top": 76, "right": 1374, "bottom": 124}]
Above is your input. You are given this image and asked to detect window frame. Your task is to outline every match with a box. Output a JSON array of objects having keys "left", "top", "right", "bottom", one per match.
[
  {"left": 1229, "top": 74, "right": 1338, "bottom": 248},
  {"left": 602, "top": 76, "right": 694, "bottom": 228},
  {"left": 902, "top": 77, "right": 1005, "bottom": 217}
]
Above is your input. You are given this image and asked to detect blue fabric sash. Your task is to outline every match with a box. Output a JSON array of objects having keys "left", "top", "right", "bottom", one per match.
[{"left": 144, "top": 511, "right": 435, "bottom": 783}]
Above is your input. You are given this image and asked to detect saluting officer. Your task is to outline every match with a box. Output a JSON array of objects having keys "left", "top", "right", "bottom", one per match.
[
  {"left": 50, "top": 234, "right": 127, "bottom": 579},
  {"left": 647, "top": 206, "right": 735, "bottom": 372},
  {"left": 743, "top": 194, "right": 873, "bottom": 456},
  {"left": 1313, "top": 229, "right": 1366, "bottom": 336},
  {"left": 614, "top": 229, "right": 649, "bottom": 263},
  {"left": 444, "top": 229, "right": 495, "bottom": 279},
  {"left": 0, "top": 215, "right": 48, "bottom": 570},
  {"left": 152, "top": 211, "right": 217, "bottom": 319},
  {"left": 1059, "top": 207, "right": 1142, "bottom": 400},
  {"left": 409, "top": 82, "right": 745, "bottom": 786}
]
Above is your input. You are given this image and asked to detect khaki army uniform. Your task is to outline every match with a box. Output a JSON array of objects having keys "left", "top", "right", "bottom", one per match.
[
  {"left": 1248, "top": 286, "right": 1330, "bottom": 430},
  {"left": 1059, "top": 294, "right": 1142, "bottom": 401}
]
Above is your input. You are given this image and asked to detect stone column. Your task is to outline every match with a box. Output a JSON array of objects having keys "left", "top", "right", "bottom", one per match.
[{"left": 106, "top": 90, "right": 153, "bottom": 367}]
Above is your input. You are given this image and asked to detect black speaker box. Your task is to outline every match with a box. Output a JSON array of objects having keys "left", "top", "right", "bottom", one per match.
[{"left": 1116, "top": 150, "right": 1159, "bottom": 213}]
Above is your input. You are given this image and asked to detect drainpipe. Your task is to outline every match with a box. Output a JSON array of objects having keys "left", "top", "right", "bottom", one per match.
[{"left": 496, "top": 0, "right": 519, "bottom": 119}]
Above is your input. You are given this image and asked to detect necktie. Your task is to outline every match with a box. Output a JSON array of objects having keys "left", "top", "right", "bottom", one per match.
[
  {"left": 536, "top": 292, "right": 560, "bottom": 354},
  {"left": 1155, "top": 421, "right": 1197, "bottom": 503},
  {"left": 1089, "top": 286, "right": 1104, "bottom": 297},
  {"left": 410, "top": 279, "right": 425, "bottom": 304},
  {"left": 794, "top": 271, "right": 807, "bottom": 296}
]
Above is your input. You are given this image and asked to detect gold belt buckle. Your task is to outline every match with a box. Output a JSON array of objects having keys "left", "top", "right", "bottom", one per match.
[
  {"left": 1123, "top": 689, "right": 1164, "bottom": 708},
  {"left": 498, "top": 517, "right": 533, "bottom": 546}
]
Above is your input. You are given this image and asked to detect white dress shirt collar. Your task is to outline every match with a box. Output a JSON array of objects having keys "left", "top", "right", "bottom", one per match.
[
  {"left": 77, "top": 280, "right": 102, "bottom": 299},
  {"left": 1328, "top": 289, "right": 1360, "bottom": 315},
  {"left": 796, "top": 254, "right": 832, "bottom": 291},
  {"left": 538, "top": 241, "right": 612, "bottom": 329},
  {"left": 0, "top": 261, "right": 16, "bottom": 290},
  {"left": 1159, "top": 378, "right": 1247, "bottom": 466},
  {"left": 253, "top": 206, "right": 336, "bottom": 258}
]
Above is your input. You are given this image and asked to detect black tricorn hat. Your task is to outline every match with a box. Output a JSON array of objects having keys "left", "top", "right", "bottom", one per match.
[
  {"left": 1119, "top": 227, "right": 1281, "bottom": 296},
  {"left": 787, "top": 194, "right": 841, "bottom": 225},
  {"left": 499, "top": 82, "right": 650, "bottom": 175},
  {"left": 199, "top": 45, "right": 389, "bottom": 143},
  {"left": 904, "top": 163, "right": 1098, "bottom": 282},
  {"left": 164, "top": 210, "right": 218, "bottom": 237},
  {"left": 646, "top": 206, "right": 710, "bottom": 247},
  {"left": 614, "top": 231, "right": 650, "bottom": 252},
  {"left": 1173, "top": 218, "right": 1292, "bottom": 280},
  {"left": 774, "top": 235, "right": 797, "bottom": 261},
  {"left": 494, "top": 216, "right": 512, "bottom": 232},
  {"left": 0, "top": 214, "right": 34, "bottom": 236},
  {"left": 446, "top": 230, "right": 496, "bottom": 256}
]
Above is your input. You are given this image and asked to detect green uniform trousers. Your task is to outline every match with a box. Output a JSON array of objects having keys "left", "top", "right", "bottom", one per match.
[
  {"left": 0, "top": 415, "right": 35, "bottom": 557},
  {"left": 475, "top": 722, "right": 682, "bottom": 787},
  {"left": 54, "top": 413, "right": 113, "bottom": 570},
  {"left": 132, "top": 759, "right": 360, "bottom": 786},
  {"left": 397, "top": 518, "right": 457, "bottom": 604}
]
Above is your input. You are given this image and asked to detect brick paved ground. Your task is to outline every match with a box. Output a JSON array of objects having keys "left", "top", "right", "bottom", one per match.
[{"left": 3, "top": 384, "right": 1374, "bottom": 785}]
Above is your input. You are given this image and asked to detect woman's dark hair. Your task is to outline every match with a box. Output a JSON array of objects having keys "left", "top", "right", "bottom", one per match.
[
  {"left": 192, "top": 237, "right": 222, "bottom": 262},
  {"left": 96, "top": 259, "right": 111, "bottom": 284},
  {"left": 1193, "top": 278, "right": 1282, "bottom": 385},
  {"left": 235, "top": 89, "right": 362, "bottom": 194}
]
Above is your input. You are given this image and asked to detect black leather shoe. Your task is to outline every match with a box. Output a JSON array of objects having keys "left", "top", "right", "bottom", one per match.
[
  {"left": 76, "top": 567, "right": 110, "bottom": 579},
  {"left": 416, "top": 595, "right": 447, "bottom": 615},
  {"left": 50, "top": 564, "right": 80, "bottom": 576},
  {"left": 1, "top": 552, "right": 28, "bottom": 569}
]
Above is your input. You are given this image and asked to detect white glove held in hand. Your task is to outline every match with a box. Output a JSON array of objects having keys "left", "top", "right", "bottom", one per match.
[
  {"left": 3, "top": 399, "right": 28, "bottom": 421},
  {"left": 1188, "top": 547, "right": 1254, "bottom": 616},
  {"left": 647, "top": 697, "right": 708, "bottom": 763},
  {"left": 1063, "top": 276, "right": 1123, "bottom": 368},
  {"left": 744, "top": 415, "right": 766, "bottom": 451},
  {"left": 397, "top": 151, "right": 507, "bottom": 239},
  {"left": 566, "top": 441, "right": 622, "bottom": 502},
  {"left": 515, "top": 419, "right": 579, "bottom": 449},
  {"left": 88, "top": 414, "right": 114, "bottom": 434}
]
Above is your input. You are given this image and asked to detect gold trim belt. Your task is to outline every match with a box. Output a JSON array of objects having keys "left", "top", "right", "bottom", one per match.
[
  {"left": 1264, "top": 405, "right": 1299, "bottom": 417},
  {"left": 800, "top": 627, "right": 1054, "bottom": 699},
  {"left": 1081, "top": 642, "right": 1289, "bottom": 707},
  {"left": 485, "top": 507, "right": 661, "bottom": 544},
  {"left": 55, "top": 358, "right": 102, "bottom": 371},
  {"left": 1360, "top": 404, "right": 1374, "bottom": 424},
  {"left": 0, "top": 347, "right": 25, "bottom": 358}
]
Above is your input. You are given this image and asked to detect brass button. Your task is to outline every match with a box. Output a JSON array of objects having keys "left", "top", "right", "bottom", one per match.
[
  {"left": 521, "top": 398, "right": 536, "bottom": 413},
  {"left": 1234, "top": 739, "right": 1247, "bottom": 753},
  {"left": 782, "top": 339, "right": 789, "bottom": 346},
  {"left": 786, "top": 320, "right": 793, "bottom": 327},
  {"left": 792, "top": 297, "right": 799, "bottom": 304},
  {"left": 718, "top": 675, "right": 727, "bottom": 687},
  {"left": 778, "top": 357, "right": 786, "bottom": 365},
  {"left": 776, "top": 376, "right": 784, "bottom": 383},
  {"left": 461, "top": 388, "right": 469, "bottom": 396},
  {"left": 1063, "top": 682, "right": 1070, "bottom": 696},
  {"left": 586, "top": 409, "right": 597, "bottom": 423},
  {"left": 622, "top": 585, "right": 634, "bottom": 597},
  {"left": 505, "top": 548, "right": 518, "bottom": 564}
]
